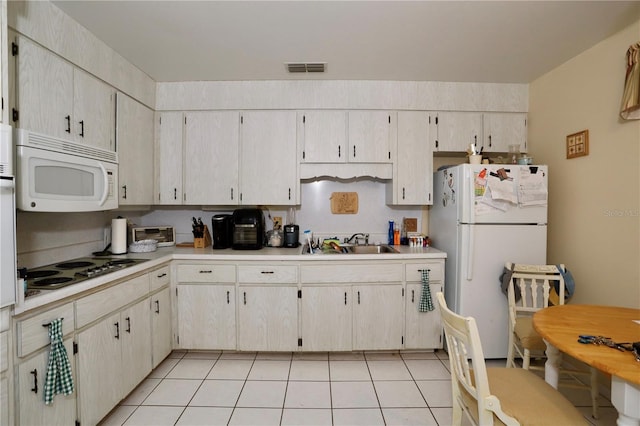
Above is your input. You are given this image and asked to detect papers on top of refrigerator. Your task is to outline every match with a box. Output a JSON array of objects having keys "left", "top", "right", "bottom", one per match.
[{"left": 474, "top": 166, "right": 547, "bottom": 213}]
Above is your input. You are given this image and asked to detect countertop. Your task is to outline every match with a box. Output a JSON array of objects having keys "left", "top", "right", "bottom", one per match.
[{"left": 14, "top": 245, "right": 446, "bottom": 315}]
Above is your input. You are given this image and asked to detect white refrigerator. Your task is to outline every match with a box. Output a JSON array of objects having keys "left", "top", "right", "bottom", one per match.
[{"left": 430, "top": 164, "right": 548, "bottom": 358}]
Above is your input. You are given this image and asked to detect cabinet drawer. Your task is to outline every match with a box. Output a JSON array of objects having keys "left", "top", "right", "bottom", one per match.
[
  {"left": 238, "top": 265, "right": 298, "bottom": 283},
  {"left": 0, "top": 331, "right": 7, "bottom": 372},
  {"left": 16, "top": 302, "right": 75, "bottom": 357},
  {"left": 405, "top": 262, "right": 444, "bottom": 282},
  {"left": 301, "top": 263, "right": 403, "bottom": 283},
  {"left": 76, "top": 274, "right": 150, "bottom": 329},
  {"left": 177, "top": 264, "right": 236, "bottom": 283},
  {"left": 150, "top": 265, "right": 170, "bottom": 290}
]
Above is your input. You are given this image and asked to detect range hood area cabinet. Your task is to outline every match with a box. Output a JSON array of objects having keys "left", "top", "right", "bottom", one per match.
[
  {"left": 11, "top": 34, "right": 115, "bottom": 152},
  {"left": 386, "top": 111, "right": 433, "bottom": 205},
  {"left": 430, "top": 111, "right": 527, "bottom": 153},
  {"left": 116, "top": 92, "right": 154, "bottom": 205},
  {"left": 155, "top": 110, "right": 299, "bottom": 206},
  {"left": 300, "top": 110, "right": 395, "bottom": 164}
]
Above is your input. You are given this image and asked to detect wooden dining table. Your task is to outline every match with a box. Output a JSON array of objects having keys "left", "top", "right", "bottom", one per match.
[{"left": 533, "top": 304, "right": 640, "bottom": 426}]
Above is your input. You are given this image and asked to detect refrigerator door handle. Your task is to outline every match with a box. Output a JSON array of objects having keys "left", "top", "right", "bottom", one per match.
[
  {"left": 466, "top": 172, "right": 475, "bottom": 224},
  {"left": 465, "top": 225, "right": 475, "bottom": 280}
]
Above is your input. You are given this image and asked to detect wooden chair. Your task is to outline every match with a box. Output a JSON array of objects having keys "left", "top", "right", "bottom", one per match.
[
  {"left": 436, "top": 292, "right": 586, "bottom": 426},
  {"left": 504, "top": 263, "right": 598, "bottom": 419}
]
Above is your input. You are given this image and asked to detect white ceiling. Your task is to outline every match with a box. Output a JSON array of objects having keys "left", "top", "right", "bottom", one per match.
[{"left": 52, "top": 1, "right": 640, "bottom": 84}]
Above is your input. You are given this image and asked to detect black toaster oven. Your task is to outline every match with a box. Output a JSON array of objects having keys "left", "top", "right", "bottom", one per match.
[{"left": 232, "top": 209, "right": 264, "bottom": 250}]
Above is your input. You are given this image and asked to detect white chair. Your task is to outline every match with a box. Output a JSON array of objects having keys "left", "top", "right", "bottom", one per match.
[
  {"left": 504, "top": 262, "right": 598, "bottom": 419},
  {"left": 436, "top": 292, "right": 586, "bottom": 426}
]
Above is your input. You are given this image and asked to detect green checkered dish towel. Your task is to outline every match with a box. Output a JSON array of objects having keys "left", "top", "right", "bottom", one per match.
[
  {"left": 419, "top": 269, "right": 434, "bottom": 312},
  {"left": 44, "top": 318, "right": 74, "bottom": 405}
]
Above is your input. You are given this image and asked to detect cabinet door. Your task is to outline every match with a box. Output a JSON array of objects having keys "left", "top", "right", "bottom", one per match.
[
  {"left": 240, "top": 111, "right": 298, "bottom": 204},
  {"left": 76, "top": 312, "right": 122, "bottom": 426},
  {"left": 353, "top": 284, "right": 404, "bottom": 350},
  {"left": 0, "top": 377, "right": 8, "bottom": 426},
  {"left": 155, "top": 111, "right": 183, "bottom": 205},
  {"left": 73, "top": 68, "right": 115, "bottom": 150},
  {"left": 177, "top": 284, "right": 236, "bottom": 350},
  {"left": 17, "top": 339, "right": 76, "bottom": 426},
  {"left": 117, "top": 92, "right": 154, "bottom": 205},
  {"left": 405, "top": 283, "right": 443, "bottom": 349},
  {"left": 300, "top": 111, "right": 347, "bottom": 163},
  {"left": 394, "top": 111, "right": 433, "bottom": 205},
  {"left": 348, "top": 111, "right": 393, "bottom": 163},
  {"left": 238, "top": 286, "right": 298, "bottom": 351},
  {"left": 482, "top": 112, "right": 527, "bottom": 153},
  {"left": 14, "top": 35, "right": 73, "bottom": 139},
  {"left": 433, "top": 112, "right": 482, "bottom": 152},
  {"left": 121, "top": 299, "right": 152, "bottom": 396},
  {"left": 151, "top": 288, "right": 172, "bottom": 368},
  {"left": 300, "top": 286, "right": 352, "bottom": 351},
  {"left": 184, "top": 111, "right": 239, "bottom": 204}
]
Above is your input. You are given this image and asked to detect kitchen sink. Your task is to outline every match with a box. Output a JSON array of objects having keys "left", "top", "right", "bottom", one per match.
[{"left": 345, "top": 245, "right": 399, "bottom": 254}]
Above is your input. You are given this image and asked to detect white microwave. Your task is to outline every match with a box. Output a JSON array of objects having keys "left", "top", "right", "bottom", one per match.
[{"left": 15, "top": 129, "right": 118, "bottom": 212}]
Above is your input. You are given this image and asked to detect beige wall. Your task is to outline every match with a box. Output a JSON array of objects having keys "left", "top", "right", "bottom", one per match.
[{"left": 529, "top": 20, "right": 640, "bottom": 307}]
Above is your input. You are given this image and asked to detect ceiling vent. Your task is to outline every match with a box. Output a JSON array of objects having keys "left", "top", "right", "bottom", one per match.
[{"left": 286, "top": 62, "right": 326, "bottom": 73}]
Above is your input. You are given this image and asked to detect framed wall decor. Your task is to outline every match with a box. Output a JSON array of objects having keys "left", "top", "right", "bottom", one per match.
[{"left": 566, "top": 129, "right": 589, "bottom": 159}]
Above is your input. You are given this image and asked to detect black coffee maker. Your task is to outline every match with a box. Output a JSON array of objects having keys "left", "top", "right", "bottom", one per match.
[
  {"left": 211, "top": 214, "right": 233, "bottom": 249},
  {"left": 283, "top": 224, "right": 299, "bottom": 248}
]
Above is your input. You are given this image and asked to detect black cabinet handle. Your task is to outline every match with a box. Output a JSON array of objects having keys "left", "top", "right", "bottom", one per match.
[
  {"left": 79, "top": 120, "right": 84, "bottom": 138},
  {"left": 344, "top": 292, "right": 347, "bottom": 305},
  {"left": 411, "top": 290, "right": 415, "bottom": 303},
  {"left": 30, "top": 369, "right": 38, "bottom": 393},
  {"left": 402, "top": 187, "right": 406, "bottom": 200},
  {"left": 288, "top": 188, "right": 291, "bottom": 200},
  {"left": 155, "top": 300, "right": 160, "bottom": 314},
  {"left": 357, "top": 291, "right": 361, "bottom": 304},
  {"left": 227, "top": 290, "right": 230, "bottom": 304},
  {"left": 488, "top": 135, "right": 492, "bottom": 147},
  {"left": 114, "top": 322, "right": 120, "bottom": 339},
  {"left": 157, "top": 273, "right": 167, "bottom": 278},
  {"left": 243, "top": 292, "right": 247, "bottom": 305},
  {"left": 174, "top": 188, "right": 177, "bottom": 200},
  {"left": 353, "top": 146, "right": 356, "bottom": 158},
  {"left": 230, "top": 188, "right": 234, "bottom": 200},
  {"left": 126, "top": 317, "right": 131, "bottom": 333},
  {"left": 338, "top": 146, "right": 341, "bottom": 158},
  {"left": 122, "top": 185, "right": 127, "bottom": 199},
  {"left": 260, "top": 271, "right": 274, "bottom": 274},
  {"left": 199, "top": 270, "right": 213, "bottom": 274},
  {"left": 65, "top": 115, "right": 71, "bottom": 133}
]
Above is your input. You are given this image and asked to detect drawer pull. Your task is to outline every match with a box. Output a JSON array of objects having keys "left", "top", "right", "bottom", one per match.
[
  {"left": 42, "top": 317, "right": 64, "bottom": 328},
  {"left": 155, "top": 300, "right": 160, "bottom": 314},
  {"left": 126, "top": 317, "right": 131, "bottom": 333},
  {"left": 157, "top": 273, "right": 167, "bottom": 278},
  {"left": 260, "top": 271, "right": 274, "bottom": 274},
  {"left": 114, "top": 322, "right": 120, "bottom": 339},
  {"left": 227, "top": 291, "right": 230, "bottom": 304},
  {"left": 30, "top": 369, "right": 38, "bottom": 394},
  {"left": 357, "top": 291, "right": 361, "bottom": 304},
  {"left": 344, "top": 292, "right": 347, "bottom": 305},
  {"left": 412, "top": 290, "right": 415, "bottom": 303},
  {"left": 199, "top": 270, "right": 213, "bottom": 274}
]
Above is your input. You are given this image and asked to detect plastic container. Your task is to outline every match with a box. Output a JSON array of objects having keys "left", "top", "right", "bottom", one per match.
[{"left": 508, "top": 145, "right": 520, "bottom": 164}]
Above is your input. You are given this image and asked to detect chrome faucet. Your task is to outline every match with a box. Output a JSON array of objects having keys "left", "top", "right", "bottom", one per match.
[{"left": 344, "top": 233, "right": 369, "bottom": 245}]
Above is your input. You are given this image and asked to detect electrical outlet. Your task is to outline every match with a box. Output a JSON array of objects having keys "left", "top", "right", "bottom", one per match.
[{"left": 273, "top": 216, "right": 282, "bottom": 229}]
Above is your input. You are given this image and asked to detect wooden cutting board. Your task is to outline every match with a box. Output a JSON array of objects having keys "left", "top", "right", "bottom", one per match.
[{"left": 330, "top": 192, "right": 359, "bottom": 214}]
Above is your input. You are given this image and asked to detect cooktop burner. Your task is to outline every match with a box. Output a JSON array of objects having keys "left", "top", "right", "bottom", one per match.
[{"left": 26, "top": 256, "right": 150, "bottom": 294}]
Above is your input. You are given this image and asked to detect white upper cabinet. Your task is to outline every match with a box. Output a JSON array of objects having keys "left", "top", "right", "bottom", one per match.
[
  {"left": 240, "top": 111, "right": 298, "bottom": 205},
  {"left": 117, "top": 93, "right": 154, "bottom": 205},
  {"left": 348, "top": 111, "right": 394, "bottom": 163},
  {"left": 184, "top": 111, "right": 240, "bottom": 205},
  {"left": 431, "top": 111, "right": 482, "bottom": 152},
  {"left": 155, "top": 111, "right": 184, "bottom": 205},
  {"left": 482, "top": 112, "right": 527, "bottom": 153},
  {"left": 300, "top": 110, "right": 348, "bottom": 163},
  {"left": 13, "top": 35, "right": 115, "bottom": 150},
  {"left": 389, "top": 111, "right": 433, "bottom": 205}
]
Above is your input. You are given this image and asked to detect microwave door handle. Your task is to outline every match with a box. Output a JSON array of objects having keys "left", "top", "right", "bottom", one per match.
[{"left": 98, "top": 162, "right": 109, "bottom": 206}]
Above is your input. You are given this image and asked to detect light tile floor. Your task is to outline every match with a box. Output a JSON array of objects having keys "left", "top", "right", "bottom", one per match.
[{"left": 99, "top": 350, "right": 617, "bottom": 426}]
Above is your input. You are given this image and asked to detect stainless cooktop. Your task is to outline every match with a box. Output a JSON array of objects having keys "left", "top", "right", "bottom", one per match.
[{"left": 25, "top": 257, "right": 149, "bottom": 292}]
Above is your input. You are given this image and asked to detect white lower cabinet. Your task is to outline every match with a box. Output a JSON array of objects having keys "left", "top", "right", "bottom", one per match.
[
  {"left": 151, "top": 287, "right": 172, "bottom": 367},
  {"left": 300, "top": 286, "right": 352, "bottom": 351},
  {"left": 238, "top": 285, "right": 298, "bottom": 351},
  {"left": 177, "top": 284, "right": 236, "bottom": 350},
  {"left": 77, "top": 297, "right": 151, "bottom": 426},
  {"left": 16, "top": 339, "right": 76, "bottom": 426},
  {"left": 404, "top": 262, "right": 445, "bottom": 349},
  {"left": 353, "top": 284, "right": 404, "bottom": 350}
]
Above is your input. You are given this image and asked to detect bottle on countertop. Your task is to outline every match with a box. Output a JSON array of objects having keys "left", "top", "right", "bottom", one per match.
[{"left": 388, "top": 221, "right": 394, "bottom": 245}]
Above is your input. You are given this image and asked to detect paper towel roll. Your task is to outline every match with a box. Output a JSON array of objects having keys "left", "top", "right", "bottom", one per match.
[{"left": 111, "top": 218, "right": 128, "bottom": 254}]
